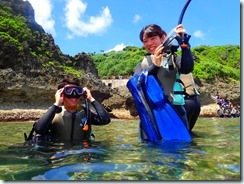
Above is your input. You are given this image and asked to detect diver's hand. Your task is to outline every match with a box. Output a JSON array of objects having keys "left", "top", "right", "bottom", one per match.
[
  {"left": 174, "top": 24, "right": 191, "bottom": 48},
  {"left": 54, "top": 88, "right": 64, "bottom": 106},
  {"left": 153, "top": 44, "right": 167, "bottom": 67},
  {"left": 175, "top": 24, "right": 186, "bottom": 36},
  {"left": 83, "top": 87, "right": 95, "bottom": 102}
]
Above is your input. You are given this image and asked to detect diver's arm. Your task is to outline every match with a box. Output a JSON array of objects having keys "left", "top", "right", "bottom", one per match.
[
  {"left": 175, "top": 33, "right": 194, "bottom": 74},
  {"left": 34, "top": 105, "right": 61, "bottom": 134},
  {"left": 82, "top": 87, "right": 110, "bottom": 125},
  {"left": 90, "top": 101, "right": 111, "bottom": 125},
  {"left": 178, "top": 46, "right": 194, "bottom": 74}
]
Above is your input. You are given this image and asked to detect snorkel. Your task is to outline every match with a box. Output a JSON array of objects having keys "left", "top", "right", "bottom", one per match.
[
  {"left": 161, "top": 0, "right": 192, "bottom": 53},
  {"left": 178, "top": 0, "right": 192, "bottom": 27}
]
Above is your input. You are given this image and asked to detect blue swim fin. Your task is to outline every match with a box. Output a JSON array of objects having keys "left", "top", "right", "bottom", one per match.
[
  {"left": 127, "top": 72, "right": 191, "bottom": 142},
  {"left": 143, "top": 75, "right": 191, "bottom": 141},
  {"left": 127, "top": 74, "right": 161, "bottom": 142}
]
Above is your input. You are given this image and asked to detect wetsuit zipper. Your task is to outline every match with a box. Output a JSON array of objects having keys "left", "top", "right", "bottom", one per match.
[{"left": 70, "top": 113, "right": 76, "bottom": 141}]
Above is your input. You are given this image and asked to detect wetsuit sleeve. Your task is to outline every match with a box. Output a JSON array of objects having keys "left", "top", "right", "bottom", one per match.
[
  {"left": 174, "top": 34, "right": 194, "bottom": 74},
  {"left": 90, "top": 100, "right": 111, "bottom": 125},
  {"left": 178, "top": 45, "right": 194, "bottom": 74},
  {"left": 34, "top": 105, "right": 62, "bottom": 134}
]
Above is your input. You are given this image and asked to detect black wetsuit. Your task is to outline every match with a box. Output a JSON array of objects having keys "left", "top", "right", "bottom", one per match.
[
  {"left": 184, "top": 95, "right": 201, "bottom": 131},
  {"left": 34, "top": 101, "right": 110, "bottom": 142},
  {"left": 181, "top": 73, "right": 201, "bottom": 131}
]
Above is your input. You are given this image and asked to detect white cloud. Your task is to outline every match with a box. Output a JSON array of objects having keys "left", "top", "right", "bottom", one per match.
[
  {"left": 193, "top": 30, "right": 205, "bottom": 40},
  {"left": 25, "top": 0, "right": 56, "bottom": 37},
  {"left": 132, "top": 14, "right": 141, "bottom": 24},
  {"left": 105, "top": 43, "right": 126, "bottom": 53},
  {"left": 64, "top": 0, "right": 113, "bottom": 38}
]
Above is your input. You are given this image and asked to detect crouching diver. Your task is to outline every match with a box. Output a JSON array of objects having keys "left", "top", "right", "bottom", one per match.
[
  {"left": 133, "top": 24, "right": 194, "bottom": 141},
  {"left": 25, "top": 77, "right": 110, "bottom": 144}
]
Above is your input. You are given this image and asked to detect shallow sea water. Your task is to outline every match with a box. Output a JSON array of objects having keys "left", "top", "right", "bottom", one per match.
[{"left": 0, "top": 117, "right": 240, "bottom": 181}]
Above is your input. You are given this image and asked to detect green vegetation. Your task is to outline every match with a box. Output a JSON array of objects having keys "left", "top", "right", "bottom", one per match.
[
  {"left": 0, "top": 4, "right": 47, "bottom": 68},
  {"left": 91, "top": 46, "right": 147, "bottom": 78},
  {"left": 192, "top": 45, "right": 240, "bottom": 80},
  {"left": 92, "top": 45, "right": 240, "bottom": 81},
  {"left": 0, "top": 7, "right": 32, "bottom": 51},
  {"left": 0, "top": 2, "right": 87, "bottom": 77},
  {"left": 60, "top": 65, "right": 84, "bottom": 78}
]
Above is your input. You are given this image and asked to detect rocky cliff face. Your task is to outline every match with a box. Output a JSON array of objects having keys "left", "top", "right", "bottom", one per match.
[
  {"left": 0, "top": 68, "right": 112, "bottom": 110},
  {"left": 0, "top": 0, "right": 112, "bottom": 110}
]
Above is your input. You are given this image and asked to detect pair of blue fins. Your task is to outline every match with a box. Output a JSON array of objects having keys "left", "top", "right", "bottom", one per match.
[{"left": 127, "top": 71, "right": 192, "bottom": 142}]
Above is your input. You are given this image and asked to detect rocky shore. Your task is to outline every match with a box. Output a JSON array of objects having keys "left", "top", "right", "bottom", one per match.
[
  {"left": 0, "top": 103, "right": 219, "bottom": 122},
  {"left": 110, "top": 103, "right": 220, "bottom": 119}
]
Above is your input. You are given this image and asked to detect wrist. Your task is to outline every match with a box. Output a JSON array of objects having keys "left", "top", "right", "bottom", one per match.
[
  {"left": 89, "top": 97, "right": 95, "bottom": 102},
  {"left": 53, "top": 102, "right": 61, "bottom": 107},
  {"left": 180, "top": 43, "right": 188, "bottom": 49},
  {"left": 53, "top": 103, "right": 62, "bottom": 113}
]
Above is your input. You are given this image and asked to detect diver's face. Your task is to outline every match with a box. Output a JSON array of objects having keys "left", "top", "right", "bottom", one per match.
[{"left": 142, "top": 34, "right": 164, "bottom": 54}]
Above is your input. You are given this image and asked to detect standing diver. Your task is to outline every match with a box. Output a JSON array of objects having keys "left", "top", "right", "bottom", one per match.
[{"left": 133, "top": 24, "right": 194, "bottom": 141}]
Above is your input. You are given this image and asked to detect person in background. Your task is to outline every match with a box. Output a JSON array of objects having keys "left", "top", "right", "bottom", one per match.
[
  {"left": 33, "top": 77, "right": 111, "bottom": 143},
  {"left": 134, "top": 24, "right": 194, "bottom": 140},
  {"left": 181, "top": 73, "right": 201, "bottom": 131}
]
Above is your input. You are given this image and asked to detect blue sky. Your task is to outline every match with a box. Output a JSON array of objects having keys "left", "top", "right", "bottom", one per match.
[{"left": 24, "top": 0, "right": 241, "bottom": 56}]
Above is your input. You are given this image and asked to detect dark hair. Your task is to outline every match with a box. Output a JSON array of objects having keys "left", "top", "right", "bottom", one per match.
[
  {"left": 139, "top": 24, "right": 167, "bottom": 42},
  {"left": 57, "top": 77, "right": 80, "bottom": 90}
]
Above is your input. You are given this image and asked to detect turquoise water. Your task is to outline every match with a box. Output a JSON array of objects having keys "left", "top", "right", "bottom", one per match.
[{"left": 0, "top": 117, "right": 240, "bottom": 180}]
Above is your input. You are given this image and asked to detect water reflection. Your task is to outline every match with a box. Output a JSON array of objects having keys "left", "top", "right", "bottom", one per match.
[
  {"left": 32, "top": 163, "right": 146, "bottom": 180},
  {"left": 0, "top": 118, "right": 240, "bottom": 180}
]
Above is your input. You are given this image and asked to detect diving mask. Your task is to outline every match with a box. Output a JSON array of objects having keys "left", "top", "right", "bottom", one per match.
[{"left": 63, "top": 86, "right": 83, "bottom": 98}]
